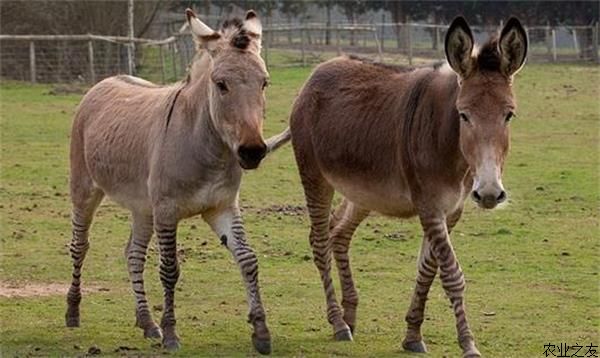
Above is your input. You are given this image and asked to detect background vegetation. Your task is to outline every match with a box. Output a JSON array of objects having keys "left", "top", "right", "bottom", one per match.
[{"left": 0, "top": 61, "right": 598, "bottom": 357}]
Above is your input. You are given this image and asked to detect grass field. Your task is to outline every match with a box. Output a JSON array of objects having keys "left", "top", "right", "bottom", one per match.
[{"left": 0, "top": 62, "right": 598, "bottom": 357}]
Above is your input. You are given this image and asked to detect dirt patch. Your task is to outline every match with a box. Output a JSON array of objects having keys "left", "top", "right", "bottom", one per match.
[
  {"left": 256, "top": 204, "right": 306, "bottom": 216},
  {"left": 0, "top": 281, "right": 110, "bottom": 298}
]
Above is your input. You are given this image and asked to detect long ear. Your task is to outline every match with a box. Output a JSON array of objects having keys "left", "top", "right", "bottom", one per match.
[
  {"left": 185, "top": 9, "right": 220, "bottom": 50},
  {"left": 445, "top": 16, "right": 475, "bottom": 78},
  {"left": 243, "top": 10, "right": 262, "bottom": 51},
  {"left": 498, "top": 17, "right": 528, "bottom": 76}
]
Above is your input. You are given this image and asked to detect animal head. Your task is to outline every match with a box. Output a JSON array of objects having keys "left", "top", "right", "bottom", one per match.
[
  {"left": 186, "top": 9, "right": 269, "bottom": 170},
  {"left": 445, "top": 16, "right": 527, "bottom": 209}
]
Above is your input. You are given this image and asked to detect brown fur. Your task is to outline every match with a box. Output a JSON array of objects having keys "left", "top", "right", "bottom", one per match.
[{"left": 288, "top": 17, "right": 528, "bottom": 357}]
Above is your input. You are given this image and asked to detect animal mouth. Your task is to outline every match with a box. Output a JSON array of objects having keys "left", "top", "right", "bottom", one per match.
[{"left": 238, "top": 158, "right": 262, "bottom": 170}]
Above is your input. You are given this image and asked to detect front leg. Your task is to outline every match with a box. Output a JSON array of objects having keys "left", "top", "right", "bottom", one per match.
[
  {"left": 153, "top": 205, "right": 181, "bottom": 351},
  {"left": 203, "top": 206, "right": 271, "bottom": 355},
  {"left": 419, "top": 212, "right": 480, "bottom": 358}
]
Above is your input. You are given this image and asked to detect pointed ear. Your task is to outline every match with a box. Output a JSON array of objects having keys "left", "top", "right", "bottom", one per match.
[
  {"left": 445, "top": 16, "right": 475, "bottom": 78},
  {"left": 185, "top": 8, "right": 220, "bottom": 50},
  {"left": 499, "top": 17, "right": 528, "bottom": 76},
  {"left": 243, "top": 9, "right": 262, "bottom": 49}
]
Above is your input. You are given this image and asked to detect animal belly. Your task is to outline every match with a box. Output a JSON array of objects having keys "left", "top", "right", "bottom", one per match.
[{"left": 324, "top": 174, "right": 416, "bottom": 218}]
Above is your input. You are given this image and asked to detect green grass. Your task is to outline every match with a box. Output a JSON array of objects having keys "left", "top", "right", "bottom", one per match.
[{"left": 1, "top": 63, "right": 599, "bottom": 357}]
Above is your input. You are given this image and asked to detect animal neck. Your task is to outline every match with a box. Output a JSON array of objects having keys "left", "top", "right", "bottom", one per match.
[{"left": 176, "top": 68, "right": 234, "bottom": 167}]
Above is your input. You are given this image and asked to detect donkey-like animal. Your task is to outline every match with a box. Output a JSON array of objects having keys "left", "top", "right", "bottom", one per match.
[
  {"left": 66, "top": 9, "right": 274, "bottom": 354},
  {"left": 288, "top": 17, "right": 527, "bottom": 357}
]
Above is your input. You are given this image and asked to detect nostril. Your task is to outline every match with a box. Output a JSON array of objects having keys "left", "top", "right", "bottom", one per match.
[
  {"left": 472, "top": 190, "right": 482, "bottom": 202},
  {"left": 497, "top": 190, "right": 507, "bottom": 203},
  {"left": 238, "top": 145, "right": 266, "bottom": 162}
]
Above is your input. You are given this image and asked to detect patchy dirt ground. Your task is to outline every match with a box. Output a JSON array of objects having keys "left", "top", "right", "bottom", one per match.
[{"left": 0, "top": 281, "right": 109, "bottom": 298}]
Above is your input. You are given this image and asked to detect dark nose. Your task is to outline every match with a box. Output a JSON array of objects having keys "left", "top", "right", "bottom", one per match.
[
  {"left": 237, "top": 143, "right": 267, "bottom": 169},
  {"left": 472, "top": 190, "right": 507, "bottom": 209}
]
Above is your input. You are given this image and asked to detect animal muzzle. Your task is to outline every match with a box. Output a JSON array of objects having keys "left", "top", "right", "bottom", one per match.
[
  {"left": 471, "top": 185, "right": 507, "bottom": 209},
  {"left": 237, "top": 143, "right": 267, "bottom": 169}
]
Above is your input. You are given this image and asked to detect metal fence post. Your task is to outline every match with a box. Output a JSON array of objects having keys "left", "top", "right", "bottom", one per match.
[
  {"left": 88, "top": 40, "right": 96, "bottom": 84},
  {"left": 29, "top": 41, "right": 36, "bottom": 83},
  {"left": 373, "top": 26, "right": 383, "bottom": 61},
  {"left": 572, "top": 29, "right": 579, "bottom": 57}
]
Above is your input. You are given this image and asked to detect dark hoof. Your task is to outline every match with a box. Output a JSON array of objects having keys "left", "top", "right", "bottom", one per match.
[
  {"left": 334, "top": 328, "right": 353, "bottom": 341},
  {"left": 144, "top": 326, "right": 163, "bottom": 340},
  {"left": 403, "top": 340, "right": 427, "bottom": 353},
  {"left": 252, "top": 334, "right": 271, "bottom": 355},
  {"left": 162, "top": 338, "right": 180, "bottom": 352},
  {"left": 65, "top": 315, "right": 80, "bottom": 327}
]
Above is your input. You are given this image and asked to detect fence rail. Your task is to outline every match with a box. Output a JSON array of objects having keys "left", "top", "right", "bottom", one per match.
[{"left": 1, "top": 22, "right": 598, "bottom": 84}]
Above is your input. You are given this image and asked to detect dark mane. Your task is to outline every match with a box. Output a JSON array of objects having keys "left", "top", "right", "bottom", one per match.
[
  {"left": 348, "top": 55, "right": 446, "bottom": 73},
  {"left": 220, "top": 17, "right": 251, "bottom": 50},
  {"left": 476, "top": 37, "right": 501, "bottom": 72}
]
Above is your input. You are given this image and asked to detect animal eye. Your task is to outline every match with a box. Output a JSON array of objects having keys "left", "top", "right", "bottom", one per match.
[
  {"left": 459, "top": 113, "right": 470, "bottom": 123},
  {"left": 505, "top": 112, "right": 515, "bottom": 122},
  {"left": 216, "top": 81, "right": 228, "bottom": 94}
]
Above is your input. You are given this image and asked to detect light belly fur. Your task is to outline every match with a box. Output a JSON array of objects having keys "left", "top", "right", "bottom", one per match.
[{"left": 324, "top": 173, "right": 417, "bottom": 218}]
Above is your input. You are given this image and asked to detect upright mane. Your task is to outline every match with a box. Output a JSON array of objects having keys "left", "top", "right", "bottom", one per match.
[
  {"left": 476, "top": 37, "right": 502, "bottom": 72},
  {"left": 220, "top": 16, "right": 255, "bottom": 50}
]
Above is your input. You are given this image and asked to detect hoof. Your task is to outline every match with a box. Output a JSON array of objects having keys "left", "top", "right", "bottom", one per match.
[
  {"left": 463, "top": 347, "right": 481, "bottom": 358},
  {"left": 144, "top": 326, "right": 163, "bottom": 340},
  {"left": 347, "top": 324, "right": 355, "bottom": 335},
  {"left": 162, "top": 338, "right": 180, "bottom": 352},
  {"left": 252, "top": 334, "right": 271, "bottom": 355},
  {"left": 334, "top": 328, "right": 353, "bottom": 341},
  {"left": 65, "top": 315, "right": 80, "bottom": 328},
  {"left": 403, "top": 340, "right": 428, "bottom": 353}
]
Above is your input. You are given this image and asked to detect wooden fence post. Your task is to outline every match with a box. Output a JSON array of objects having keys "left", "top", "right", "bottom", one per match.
[
  {"left": 29, "top": 41, "right": 36, "bottom": 83},
  {"left": 552, "top": 29, "right": 557, "bottom": 62},
  {"left": 171, "top": 42, "right": 177, "bottom": 79},
  {"left": 336, "top": 25, "right": 341, "bottom": 55},
  {"left": 159, "top": 44, "right": 166, "bottom": 84},
  {"left": 373, "top": 26, "right": 383, "bottom": 61},
  {"left": 593, "top": 22, "right": 599, "bottom": 63},
  {"left": 406, "top": 21, "right": 413, "bottom": 65},
  {"left": 300, "top": 27, "right": 306, "bottom": 67},
  {"left": 88, "top": 40, "right": 96, "bottom": 84}
]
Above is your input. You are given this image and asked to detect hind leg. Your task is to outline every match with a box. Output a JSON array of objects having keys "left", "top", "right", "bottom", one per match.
[
  {"left": 330, "top": 199, "right": 369, "bottom": 335},
  {"left": 125, "top": 212, "right": 162, "bottom": 340},
  {"left": 65, "top": 177, "right": 104, "bottom": 327}
]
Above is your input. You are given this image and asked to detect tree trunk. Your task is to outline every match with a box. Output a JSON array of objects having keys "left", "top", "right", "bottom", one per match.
[{"left": 325, "top": 3, "right": 332, "bottom": 45}]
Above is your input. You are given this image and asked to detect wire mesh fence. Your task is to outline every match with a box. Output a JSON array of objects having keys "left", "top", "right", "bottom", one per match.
[{"left": 1, "top": 22, "right": 598, "bottom": 84}]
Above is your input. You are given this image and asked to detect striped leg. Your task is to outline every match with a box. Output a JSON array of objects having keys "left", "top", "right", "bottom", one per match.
[
  {"left": 204, "top": 206, "right": 271, "bottom": 355},
  {"left": 153, "top": 209, "right": 181, "bottom": 351},
  {"left": 65, "top": 188, "right": 104, "bottom": 327},
  {"left": 125, "top": 213, "right": 162, "bottom": 340},
  {"left": 420, "top": 213, "right": 480, "bottom": 358},
  {"left": 304, "top": 182, "right": 352, "bottom": 341},
  {"left": 402, "top": 235, "right": 437, "bottom": 353},
  {"left": 330, "top": 199, "right": 369, "bottom": 335}
]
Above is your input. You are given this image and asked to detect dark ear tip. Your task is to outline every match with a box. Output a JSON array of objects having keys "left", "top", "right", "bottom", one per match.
[
  {"left": 185, "top": 8, "right": 196, "bottom": 21},
  {"left": 245, "top": 10, "right": 257, "bottom": 20},
  {"left": 450, "top": 16, "right": 469, "bottom": 29}
]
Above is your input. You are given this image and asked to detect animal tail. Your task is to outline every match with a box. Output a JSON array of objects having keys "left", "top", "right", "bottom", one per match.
[{"left": 265, "top": 127, "right": 291, "bottom": 153}]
